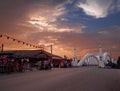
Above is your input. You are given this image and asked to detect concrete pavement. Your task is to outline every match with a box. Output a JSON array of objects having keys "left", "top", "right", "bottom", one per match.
[{"left": 0, "top": 67, "right": 120, "bottom": 91}]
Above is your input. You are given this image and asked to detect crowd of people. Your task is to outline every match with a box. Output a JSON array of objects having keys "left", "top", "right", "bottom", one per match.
[
  {"left": 1, "top": 56, "right": 119, "bottom": 74},
  {"left": 0, "top": 58, "right": 33, "bottom": 73},
  {"left": 36, "top": 60, "right": 52, "bottom": 70},
  {"left": 0, "top": 57, "right": 72, "bottom": 74}
]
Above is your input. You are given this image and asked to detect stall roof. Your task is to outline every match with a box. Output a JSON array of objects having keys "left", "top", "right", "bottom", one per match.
[
  {"left": 0, "top": 52, "right": 15, "bottom": 58},
  {"left": 2, "top": 50, "right": 62, "bottom": 59}
]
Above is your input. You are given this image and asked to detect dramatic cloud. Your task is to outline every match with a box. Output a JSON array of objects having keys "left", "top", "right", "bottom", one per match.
[
  {"left": 28, "top": 3, "right": 85, "bottom": 33},
  {"left": 117, "top": 0, "right": 120, "bottom": 11},
  {"left": 0, "top": 0, "right": 120, "bottom": 59},
  {"left": 25, "top": 25, "right": 120, "bottom": 58},
  {"left": 77, "top": 0, "right": 120, "bottom": 18},
  {"left": 0, "top": 0, "right": 71, "bottom": 34}
]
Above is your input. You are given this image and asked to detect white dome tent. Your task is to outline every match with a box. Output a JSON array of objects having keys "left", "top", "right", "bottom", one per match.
[
  {"left": 77, "top": 53, "right": 99, "bottom": 66},
  {"left": 77, "top": 53, "right": 112, "bottom": 67},
  {"left": 103, "top": 52, "right": 111, "bottom": 64},
  {"left": 75, "top": 46, "right": 116, "bottom": 68}
]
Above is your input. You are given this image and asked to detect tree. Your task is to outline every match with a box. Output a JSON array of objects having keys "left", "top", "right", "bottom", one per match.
[{"left": 117, "top": 56, "right": 120, "bottom": 66}]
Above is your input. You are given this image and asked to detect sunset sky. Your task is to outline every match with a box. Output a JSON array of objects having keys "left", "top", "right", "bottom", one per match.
[{"left": 0, "top": 0, "right": 120, "bottom": 59}]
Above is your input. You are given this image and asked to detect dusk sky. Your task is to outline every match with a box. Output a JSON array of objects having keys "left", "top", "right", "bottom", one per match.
[{"left": 0, "top": 0, "right": 120, "bottom": 59}]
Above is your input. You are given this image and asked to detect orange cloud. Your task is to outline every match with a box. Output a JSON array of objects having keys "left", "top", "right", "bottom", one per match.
[{"left": 0, "top": 0, "right": 120, "bottom": 59}]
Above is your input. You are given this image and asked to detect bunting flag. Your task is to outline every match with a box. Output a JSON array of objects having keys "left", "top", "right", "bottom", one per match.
[
  {"left": 13, "top": 39, "right": 16, "bottom": 41},
  {"left": 18, "top": 41, "right": 20, "bottom": 43},
  {"left": 26, "top": 43, "right": 28, "bottom": 46},
  {"left": 7, "top": 37, "right": 9, "bottom": 39},
  {"left": 23, "top": 42, "right": 25, "bottom": 44},
  {"left": 0, "top": 34, "right": 45, "bottom": 49},
  {"left": 0, "top": 34, "right": 53, "bottom": 52},
  {"left": 0, "top": 35, "right": 2, "bottom": 37}
]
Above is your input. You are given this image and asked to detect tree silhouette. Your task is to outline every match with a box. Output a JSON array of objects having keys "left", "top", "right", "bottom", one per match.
[{"left": 117, "top": 56, "right": 120, "bottom": 66}]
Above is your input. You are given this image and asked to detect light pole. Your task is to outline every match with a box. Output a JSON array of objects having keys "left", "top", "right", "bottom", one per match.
[
  {"left": 1, "top": 44, "right": 4, "bottom": 52},
  {"left": 50, "top": 45, "right": 53, "bottom": 55}
]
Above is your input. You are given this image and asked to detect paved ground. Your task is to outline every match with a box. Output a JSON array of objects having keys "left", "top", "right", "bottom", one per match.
[{"left": 0, "top": 67, "right": 120, "bottom": 91}]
